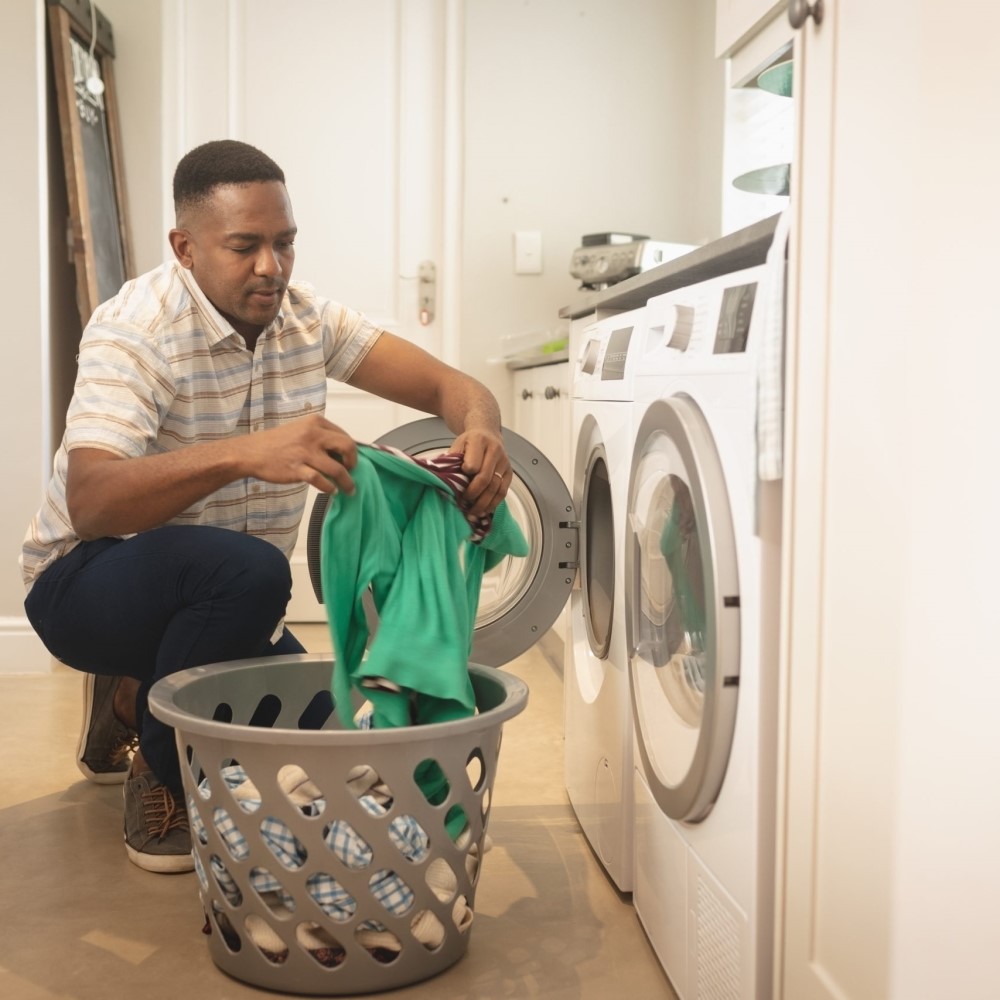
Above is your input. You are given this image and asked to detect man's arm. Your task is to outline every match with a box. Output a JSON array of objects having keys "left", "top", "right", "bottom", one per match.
[
  {"left": 347, "top": 331, "right": 511, "bottom": 514},
  {"left": 66, "top": 415, "right": 358, "bottom": 540}
]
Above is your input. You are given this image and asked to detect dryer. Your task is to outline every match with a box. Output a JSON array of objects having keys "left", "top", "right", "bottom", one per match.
[
  {"left": 564, "top": 306, "right": 645, "bottom": 893},
  {"left": 626, "top": 265, "right": 782, "bottom": 998}
]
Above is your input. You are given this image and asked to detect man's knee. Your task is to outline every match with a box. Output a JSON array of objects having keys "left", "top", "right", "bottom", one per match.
[
  {"left": 157, "top": 526, "right": 292, "bottom": 618},
  {"left": 217, "top": 532, "right": 292, "bottom": 616}
]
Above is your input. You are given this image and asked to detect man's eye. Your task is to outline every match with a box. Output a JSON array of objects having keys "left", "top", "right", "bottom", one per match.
[
  {"left": 277, "top": 241, "right": 295, "bottom": 250},
  {"left": 229, "top": 246, "right": 254, "bottom": 254}
]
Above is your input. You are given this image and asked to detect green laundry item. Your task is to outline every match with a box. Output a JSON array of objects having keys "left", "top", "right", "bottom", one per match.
[
  {"left": 659, "top": 483, "right": 705, "bottom": 642},
  {"left": 320, "top": 445, "right": 529, "bottom": 732}
]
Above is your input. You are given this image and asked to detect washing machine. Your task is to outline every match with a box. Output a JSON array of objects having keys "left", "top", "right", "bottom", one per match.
[
  {"left": 564, "top": 306, "right": 646, "bottom": 893},
  {"left": 305, "top": 418, "right": 578, "bottom": 669},
  {"left": 626, "top": 264, "right": 782, "bottom": 998}
]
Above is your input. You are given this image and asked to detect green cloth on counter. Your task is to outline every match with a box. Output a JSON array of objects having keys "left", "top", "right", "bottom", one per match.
[{"left": 320, "top": 444, "right": 528, "bottom": 731}]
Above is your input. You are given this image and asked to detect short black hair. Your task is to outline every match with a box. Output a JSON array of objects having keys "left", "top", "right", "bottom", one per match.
[{"left": 173, "top": 139, "right": 285, "bottom": 215}]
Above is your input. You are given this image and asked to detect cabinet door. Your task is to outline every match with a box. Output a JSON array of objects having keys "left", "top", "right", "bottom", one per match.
[
  {"left": 778, "top": 1, "right": 896, "bottom": 997},
  {"left": 512, "top": 364, "right": 571, "bottom": 489},
  {"left": 715, "top": 0, "right": 785, "bottom": 57},
  {"left": 511, "top": 362, "right": 571, "bottom": 642}
]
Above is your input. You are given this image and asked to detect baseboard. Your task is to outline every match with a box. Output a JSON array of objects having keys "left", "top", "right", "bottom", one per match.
[{"left": 0, "top": 617, "right": 55, "bottom": 674}]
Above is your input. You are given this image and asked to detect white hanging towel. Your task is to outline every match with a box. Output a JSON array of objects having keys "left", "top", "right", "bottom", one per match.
[{"left": 756, "top": 207, "right": 792, "bottom": 482}]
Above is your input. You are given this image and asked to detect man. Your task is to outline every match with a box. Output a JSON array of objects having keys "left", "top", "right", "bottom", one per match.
[{"left": 20, "top": 139, "right": 512, "bottom": 873}]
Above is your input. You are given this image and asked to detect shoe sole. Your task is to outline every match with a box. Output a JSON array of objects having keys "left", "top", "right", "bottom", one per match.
[
  {"left": 77, "top": 673, "right": 129, "bottom": 785},
  {"left": 125, "top": 842, "right": 195, "bottom": 874}
]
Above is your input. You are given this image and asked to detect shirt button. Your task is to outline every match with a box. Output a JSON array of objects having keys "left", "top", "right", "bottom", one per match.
[
  {"left": 253, "top": 422, "right": 262, "bottom": 431},
  {"left": 251, "top": 485, "right": 262, "bottom": 494}
]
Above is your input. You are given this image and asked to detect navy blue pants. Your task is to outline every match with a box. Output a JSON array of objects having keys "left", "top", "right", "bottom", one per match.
[{"left": 24, "top": 525, "right": 305, "bottom": 793}]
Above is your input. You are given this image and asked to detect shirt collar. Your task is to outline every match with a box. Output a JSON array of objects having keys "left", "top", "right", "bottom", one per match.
[{"left": 174, "top": 262, "right": 286, "bottom": 348}]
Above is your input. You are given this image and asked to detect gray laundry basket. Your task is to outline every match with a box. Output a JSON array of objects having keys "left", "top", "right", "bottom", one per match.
[{"left": 148, "top": 653, "right": 528, "bottom": 996}]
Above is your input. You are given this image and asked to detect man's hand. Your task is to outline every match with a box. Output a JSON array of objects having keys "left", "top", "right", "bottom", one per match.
[
  {"left": 451, "top": 428, "right": 511, "bottom": 516},
  {"left": 240, "top": 414, "right": 358, "bottom": 495}
]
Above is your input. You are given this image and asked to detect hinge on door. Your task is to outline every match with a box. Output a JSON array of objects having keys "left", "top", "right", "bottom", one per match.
[{"left": 558, "top": 519, "right": 579, "bottom": 570}]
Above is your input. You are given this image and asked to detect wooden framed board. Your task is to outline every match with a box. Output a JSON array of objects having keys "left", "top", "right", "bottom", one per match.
[{"left": 47, "top": 0, "right": 133, "bottom": 328}]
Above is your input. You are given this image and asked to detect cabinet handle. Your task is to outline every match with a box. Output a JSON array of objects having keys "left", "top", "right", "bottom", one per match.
[
  {"left": 544, "top": 386, "right": 561, "bottom": 400},
  {"left": 788, "top": 0, "right": 823, "bottom": 28},
  {"left": 521, "top": 388, "right": 534, "bottom": 400}
]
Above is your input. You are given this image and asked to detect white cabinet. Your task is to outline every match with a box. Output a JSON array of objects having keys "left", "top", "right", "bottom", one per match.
[
  {"left": 510, "top": 362, "right": 572, "bottom": 490},
  {"left": 511, "top": 361, "right": 572, "bottom": 644},
  {"left": 777, "top": 3, "right": 1000, "bottom": 999},
  {"left": 715, "top": 0, "right": 785, "bottom": 58}
]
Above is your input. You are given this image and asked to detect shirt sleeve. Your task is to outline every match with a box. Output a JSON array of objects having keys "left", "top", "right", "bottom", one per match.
[
  {"left": 64, "top": 321, "right": 174, "bottom": 459},
  {"left": 318, "top": 296, "right": 383, "bottom": 382}
]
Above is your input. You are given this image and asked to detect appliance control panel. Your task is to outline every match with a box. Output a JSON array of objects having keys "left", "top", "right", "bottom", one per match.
[{"left": 641, "top": 266, "right": 766, "bottom": 373}]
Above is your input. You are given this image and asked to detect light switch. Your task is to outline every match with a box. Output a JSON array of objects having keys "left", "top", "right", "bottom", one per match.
[{"left": 514, "top": 230, "right": 543, "bottom": 274}]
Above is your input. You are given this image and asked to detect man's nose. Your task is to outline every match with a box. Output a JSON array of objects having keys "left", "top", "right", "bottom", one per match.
[{"left": 254, "top": 247, "right": 282, "bottom": 276}]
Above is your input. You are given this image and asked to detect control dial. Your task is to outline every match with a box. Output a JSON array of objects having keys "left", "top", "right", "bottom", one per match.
[{"left": 666, "top": 303, "right": 695, "bottom": 352}]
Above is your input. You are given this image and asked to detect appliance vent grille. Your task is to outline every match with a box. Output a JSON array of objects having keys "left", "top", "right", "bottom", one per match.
[{"left": 694, "top": 872, "right": 741, "bottom": 999}]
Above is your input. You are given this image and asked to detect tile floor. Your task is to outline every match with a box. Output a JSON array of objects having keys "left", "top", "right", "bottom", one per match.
[{"left": 0, "top": 626, "right": 675, "bottom": 999}]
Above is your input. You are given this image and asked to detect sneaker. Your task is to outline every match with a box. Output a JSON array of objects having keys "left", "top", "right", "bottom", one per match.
[
  {"left": 77, "top": 673, "right": 138, "bottom": 785},
  {"left": 123, "top": 767, "right": 194, "bottom": 873}
]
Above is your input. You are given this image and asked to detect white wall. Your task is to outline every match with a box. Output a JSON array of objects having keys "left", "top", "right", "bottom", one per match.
[
  {"left": 98, "top": 0, "right": 164, "bottom": 275},
  {"left": 461, "top": 0, "right": 724, "bottom": 405},
  {"left": 2, "top": 0, "right": 50, "bottom": 673},
  {"left": 0, "top": 0, "right": 164, "bottom": 676}
]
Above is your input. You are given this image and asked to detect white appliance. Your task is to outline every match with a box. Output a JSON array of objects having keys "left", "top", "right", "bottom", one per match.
[
  {"left": 564, "top": 306, "right": 646, "bottom": 893},
  {"left": 626, "top": 264, "right": 781, "bottom": 998}
]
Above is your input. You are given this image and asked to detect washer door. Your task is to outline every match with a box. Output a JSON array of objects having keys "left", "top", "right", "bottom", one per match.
[
  {"left": 625, "top": 395, "right": 740, "bottom": 823},
  {"left": 305, "top": 418, "right": 577, "bottom": 668},
  {"left": 579, "top": 426, "right": 615, "bottom": 662}
]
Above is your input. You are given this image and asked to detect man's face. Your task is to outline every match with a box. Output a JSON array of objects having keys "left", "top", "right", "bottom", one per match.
[{"left": 171, "top": 181, "right": 297, "bottom": 342}]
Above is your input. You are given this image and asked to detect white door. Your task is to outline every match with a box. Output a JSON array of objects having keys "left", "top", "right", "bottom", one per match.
[{"left": 162, "top": 0, "right": 456, "bottom": 622}]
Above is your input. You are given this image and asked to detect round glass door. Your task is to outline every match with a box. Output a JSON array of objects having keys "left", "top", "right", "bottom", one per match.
[
  {"left": 307, "top": 418, "right": 577, "bottom": 668},
  {"left": 627, "top": 394, "right": 741, "bottom": 822},
  {"left": 582, "top": 447, "right": 614, "bottom": 660}
]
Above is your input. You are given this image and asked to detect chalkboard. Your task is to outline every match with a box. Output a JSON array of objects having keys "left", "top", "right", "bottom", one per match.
[{"left": 47, "top": 0, "right": 133, "bottom": 327}]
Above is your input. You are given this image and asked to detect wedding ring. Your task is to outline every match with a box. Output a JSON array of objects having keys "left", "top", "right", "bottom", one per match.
[{"left": 493, "top": 471, "right": 504, "bottom": 482}]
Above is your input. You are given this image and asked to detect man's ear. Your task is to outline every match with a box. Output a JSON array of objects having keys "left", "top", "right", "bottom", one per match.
[{"left": 168, "top": 228, "right": 193, "bottom": 268}]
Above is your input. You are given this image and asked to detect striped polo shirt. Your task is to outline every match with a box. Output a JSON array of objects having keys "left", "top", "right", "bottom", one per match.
[{"left": 20, "top": 261, "right": 381, "bottom": 589}]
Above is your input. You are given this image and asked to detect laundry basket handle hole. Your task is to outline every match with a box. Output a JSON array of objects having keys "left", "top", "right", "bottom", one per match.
[{"left": 247, "top": 694, "right": 282, "bottom": 728}]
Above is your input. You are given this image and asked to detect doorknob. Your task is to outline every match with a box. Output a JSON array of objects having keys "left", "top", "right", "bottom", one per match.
[
  {"left": 788, "top": 0, "right": 823, "bottom": 28},
  {"left": 418, "top": 260, "right": 435, "bottom": 325}
]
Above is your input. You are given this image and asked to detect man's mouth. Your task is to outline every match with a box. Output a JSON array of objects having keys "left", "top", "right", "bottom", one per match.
[{"left": 249, "top": 286, "right": 282, "bottom": 303}]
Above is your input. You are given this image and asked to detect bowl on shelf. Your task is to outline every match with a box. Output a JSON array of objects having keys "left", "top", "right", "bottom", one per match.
[
  {"left": 757, "top": 59, "right": 793, "bottom": 98},
  {"left": 732, "top": 163, "right": 791, "bottom": 198}
]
